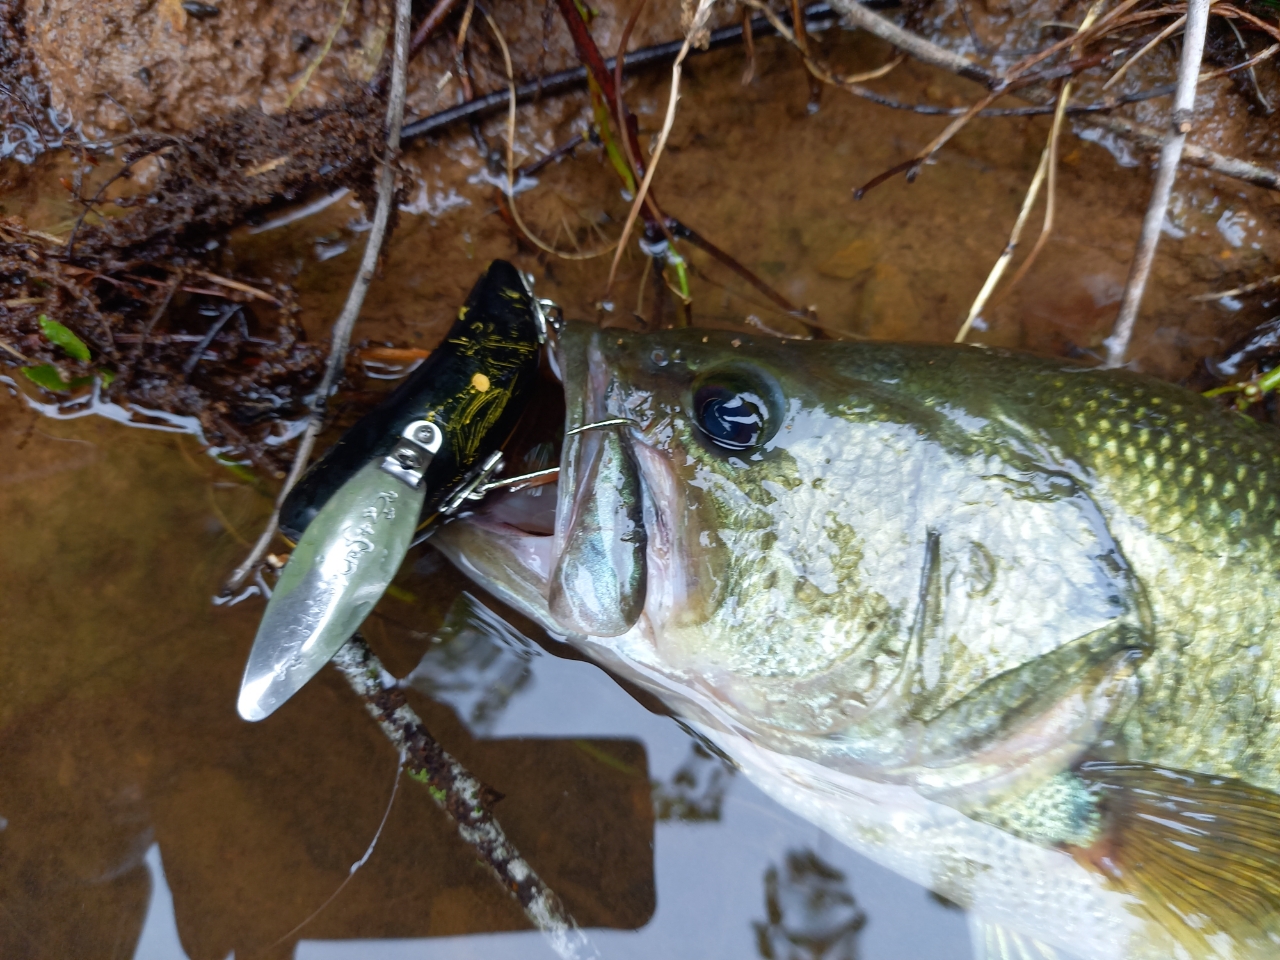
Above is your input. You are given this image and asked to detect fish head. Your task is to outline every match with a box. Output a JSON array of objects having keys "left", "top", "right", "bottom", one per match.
[{"left": 436, "top": 323, "right": 1150, "bottom": 792}]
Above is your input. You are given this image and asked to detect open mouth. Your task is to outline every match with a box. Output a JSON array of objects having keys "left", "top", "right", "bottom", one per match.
[{"left": 439, "top": 323, "right": 656, "bottom": 640}]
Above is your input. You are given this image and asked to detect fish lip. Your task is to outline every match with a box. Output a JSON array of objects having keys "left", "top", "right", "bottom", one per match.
[
  {"left": 549, "top": 325, "right": 650, "bottom": 635},
  {"left": 458, "top": 323, "right": 654, "bottom": 634}
]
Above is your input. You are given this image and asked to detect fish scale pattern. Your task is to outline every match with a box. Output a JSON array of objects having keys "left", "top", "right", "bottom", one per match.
[{"left": 1033, "top": 373, "right": 1280, "bottom": 791}]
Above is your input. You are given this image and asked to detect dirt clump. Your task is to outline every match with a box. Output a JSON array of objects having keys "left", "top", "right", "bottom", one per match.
[
  {"left": 22, "top": 0, "right": 393, "bottom": 138},
  {"left": 72, "top": 90, "right": 386, "bottom": 262}
]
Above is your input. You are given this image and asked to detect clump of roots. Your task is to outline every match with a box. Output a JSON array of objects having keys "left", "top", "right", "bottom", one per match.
[{"left": 0, "top": 89, "right": 389, "bottom": 475}]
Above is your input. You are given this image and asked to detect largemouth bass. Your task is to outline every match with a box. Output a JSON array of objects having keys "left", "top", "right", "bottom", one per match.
[{"left": 434, "top": 321, "right": 1280, "bottom": 960}]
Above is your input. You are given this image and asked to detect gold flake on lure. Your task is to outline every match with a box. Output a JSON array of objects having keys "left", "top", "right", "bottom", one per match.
[{"left": 437, "top": 322, "right": 1280, "bottom": 959}]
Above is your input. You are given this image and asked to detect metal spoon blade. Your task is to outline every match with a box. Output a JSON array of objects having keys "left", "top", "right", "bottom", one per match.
[{"left": 237, "top": 458, "right": 425, "bottom": 721}]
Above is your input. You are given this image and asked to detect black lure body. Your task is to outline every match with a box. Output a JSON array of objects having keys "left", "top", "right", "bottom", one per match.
[{"left": 279, "top": 259, "right": 542, "bottom": 542}]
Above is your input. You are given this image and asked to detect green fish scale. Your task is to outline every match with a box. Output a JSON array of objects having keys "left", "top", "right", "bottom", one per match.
[{"left": 904, "top": 353, "right": 1280, "bottom": 792}]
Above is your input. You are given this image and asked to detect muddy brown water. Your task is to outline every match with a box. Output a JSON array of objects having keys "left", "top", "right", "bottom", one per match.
[{"left": 5, "top": 1, "right": 1280, "bottom": 956}]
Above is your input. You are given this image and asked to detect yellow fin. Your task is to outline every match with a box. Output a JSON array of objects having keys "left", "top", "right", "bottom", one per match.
[{"left": 1074, "top": 760, "right": 1280, "bottom": 955}]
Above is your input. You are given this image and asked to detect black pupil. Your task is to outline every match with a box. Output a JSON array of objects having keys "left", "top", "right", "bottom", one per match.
[{"left": 695, "top": 386, "right": 767, "bottom": 450}]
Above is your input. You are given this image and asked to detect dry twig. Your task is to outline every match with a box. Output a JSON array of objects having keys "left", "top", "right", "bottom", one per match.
[
  {"left": 958, "top": 3, "right": 1105, "bottom": 340},
  {"left": 223, "top": 0, "right": 414, "bottom": 594},
  {"left": 1104, "top": 0, "right": 1212, "bottom": 367},
  {"left": 1103, "top": 14, "right": 1186, "bottom": 90},
  {"left": 955, "top": 147, "right": 1050, "bottom": 342},
  {"left": 1001, "top": 1, "right": 1108, "bottom": 296},
  {"left": 1192, "top": 273, "right": 1280, "bottom": 301}
]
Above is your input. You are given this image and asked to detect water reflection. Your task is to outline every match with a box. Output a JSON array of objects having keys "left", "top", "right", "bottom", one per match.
[
  {"left": 652, "top": 741, "right": 735, "bottom": 823},
  {"left": 754, "top": 850, "right": 866, "bottom": 960},
  {"left": 400, "top": 593, "right": 536, "bottom": 737}
]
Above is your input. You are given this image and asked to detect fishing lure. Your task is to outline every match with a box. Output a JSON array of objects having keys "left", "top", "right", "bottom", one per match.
[{"left": 238, "top": 260, "right": 551, "bottom": 721}]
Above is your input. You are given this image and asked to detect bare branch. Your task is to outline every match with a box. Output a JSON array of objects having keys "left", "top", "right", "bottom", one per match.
[
  {"left": 1104, "top": 0, "right": 1212, "bottom": 368},
  {"left": 1084, "top": 114, "right": 1280, "bottom": 191},
  {"left": 824, "top": 0, "right": 991, "bottom": 84}
]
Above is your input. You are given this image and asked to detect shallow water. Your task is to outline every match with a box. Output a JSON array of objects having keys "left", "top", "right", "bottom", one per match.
[{"left": 6, "top": 2, "right": 1280, "bottom": 957}]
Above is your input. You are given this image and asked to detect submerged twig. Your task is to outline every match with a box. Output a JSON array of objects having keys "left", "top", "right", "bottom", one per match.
[
  {"left": 223, "top": 0, "right": 413, "bottom": 594},
  {"left": 1192, "top": 272, "right": 1280, "bottom": 301},
  {"left": 956, "top": 145, "right": 1050, "bottom": 342},
  {"left": 332, "top": 634, "right": 600, "bottom": 960},
  {"left": 1104, "top": 0, "right": 1212, "bottom": 368},
  {"left": 1084, "top": 113, "right": 1280, "bottom": 189}
]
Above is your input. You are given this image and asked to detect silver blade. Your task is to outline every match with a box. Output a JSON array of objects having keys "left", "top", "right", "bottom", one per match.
[{"left": 237, "top": 456, "right": 427, "bottom": 721}]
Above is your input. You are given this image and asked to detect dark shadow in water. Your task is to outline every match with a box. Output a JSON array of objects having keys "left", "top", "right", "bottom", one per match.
[
  {"left": 0, "top": 404, "right": 654, "bottom": 960},
  {"left": 754, "top": 849, "right": 868, "bottom": 960},
  {"left": 653, "top": 740, "right": 736, "bottom": 823}
]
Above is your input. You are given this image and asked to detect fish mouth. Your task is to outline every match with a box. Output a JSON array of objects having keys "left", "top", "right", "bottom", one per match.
[{"left": 435, "top": 323, "right": 663, "bottom": 640}]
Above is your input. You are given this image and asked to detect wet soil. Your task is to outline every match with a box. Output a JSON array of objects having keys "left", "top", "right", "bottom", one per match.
[{"left": 5, "top": 0, "right": 1280, "bottom": 955}]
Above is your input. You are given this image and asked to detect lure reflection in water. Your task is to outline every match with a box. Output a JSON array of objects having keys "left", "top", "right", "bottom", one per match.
[{"left": 434, "top": 316, "right": 1280, "bottom": 959}]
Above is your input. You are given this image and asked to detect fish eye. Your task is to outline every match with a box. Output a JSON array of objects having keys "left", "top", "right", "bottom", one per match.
[{"left": 691, "top": 369, "right": 779, "bottom": 453}]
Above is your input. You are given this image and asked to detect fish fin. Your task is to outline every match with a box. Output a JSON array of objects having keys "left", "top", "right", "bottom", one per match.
[
  {"left": 1074, "top": 760, "right": 1280, "bottom": 954},
  {"left": 968, "top": 915, "right": 1061, "bottom": 960}
]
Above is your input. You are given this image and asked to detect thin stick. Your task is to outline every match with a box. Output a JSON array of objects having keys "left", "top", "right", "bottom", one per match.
[
  {"left": 332, "top": 635, "right": 599, "bottom": 960},
  {"left": 955, "top": 145, "right": 1050, "bottom": 343},
  {"left": 1222, "top": 18, "right": 1272, "bottom": 113},
  {"left": 1201, "top": 41, "right": 1279, "bottom": 82},
  {"left": 193, "top": 270, "right": 283, "bottom": 305},
  {"left": 1102, "top": 14, "right": 1185, "bottom": 91},
  {"left": 823, "top": 0, "right": 991, "bottom": 85},
  {"left": 486, "top": 11, "right": 618, "bottom": 260},
  {"left": 409, "top": 0, "right": 465, "bottom": 60},
  {"left": 996, "top": 85, "right": 1068, "bottom": 296},
  {"left": 1104, "top": 0, "right": 1212, "bottom": 368},
  {"left": 135, "top": 271, "right": 182, "bottom": 352},
  {"left": 182, "top": 303, "right": 240, "bottom": 378},
  {"left": 605, "top": 0, "right": 717, "bottom": 294},
  {"left": 1192, "top": 273, "right": 1280, "bottom": 300},
  {"left": 222, "top": 0, "right": 414, "bottom": 594},
  {"left": 1085, "top": 113, "right": 1280, "bottom": 189}
]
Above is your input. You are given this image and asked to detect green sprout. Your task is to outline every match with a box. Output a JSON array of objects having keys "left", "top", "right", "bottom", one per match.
[
  {"left": 1204, "top": 365, "right": 1280, "bottom": 410},
  {"left": 38, "top": 315, "right": 90, "bottom": 361}
]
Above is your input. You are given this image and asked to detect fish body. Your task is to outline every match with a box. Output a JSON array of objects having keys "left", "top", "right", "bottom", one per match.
[{"left": 436, "top": 322, "right": 1280, "bottom": 958}]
